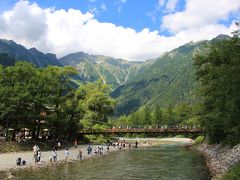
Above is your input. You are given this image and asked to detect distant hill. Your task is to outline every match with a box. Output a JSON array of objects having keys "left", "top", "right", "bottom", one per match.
[
  {"left": 111, "top": 34, "right": 231, "bottom": 115},
  {"left": 0, "top": 53, "right": 16, "bottom": 66},
  {"left": 0, "top": 39, "right": 61, "bottom": 67},
  {"left": 59, "top": 52, "right": 146, "bottom": 89}
]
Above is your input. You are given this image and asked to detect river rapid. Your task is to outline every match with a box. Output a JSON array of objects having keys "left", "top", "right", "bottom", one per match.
[{"left": 12, "top": 143, "right": 210, "bottom": 180}]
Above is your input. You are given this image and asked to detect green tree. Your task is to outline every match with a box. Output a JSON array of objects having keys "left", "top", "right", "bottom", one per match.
[
  {"left": 173, "top": 103, "right": 192, "bottom": 125},
  {"left": 164, "top": 106, "right": 176, "bottom": 126},
  {"left": 194, "top": 37, "right": 240, "bottom": 145},
  {"left": 0, "top": 62, "right": 39, "bottom": 140},
  {"left": 0, "top": 53, "right": 15, "bottom": 67},
  {"left": 86, "top": 92, "right": 115, "bottom": 124},
  {"left": 42, "top": 66, "right": 78, "bottom": 138},
  {"left": 79, "top": 80, "right": 116, "bottom": 129},
  {"left": 151, "top": 105, "right": 163, "bottom": 127}
]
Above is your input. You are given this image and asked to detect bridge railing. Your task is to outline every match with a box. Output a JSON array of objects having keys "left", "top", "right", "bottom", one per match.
[{"left": 78, "top": 127, "right": 204, "bottom": 134}]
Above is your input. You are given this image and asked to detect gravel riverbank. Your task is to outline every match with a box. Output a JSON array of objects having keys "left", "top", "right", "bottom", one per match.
[
  {"left": 192, "top": 143, "right": 240, "bottom": 179},
  {"left": 0, "top": 138, "right": 194, "bottom": 173},
  {"left": 0, "top": 138, "right": 196, "bottom": 180},
  {"left": 0, "top": 144, "right": 121, "bottom": 175}
]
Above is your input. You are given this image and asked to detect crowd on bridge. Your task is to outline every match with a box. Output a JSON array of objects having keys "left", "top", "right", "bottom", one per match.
[{"left": 112, "top": 125, "right": 201, "bottom": 130}]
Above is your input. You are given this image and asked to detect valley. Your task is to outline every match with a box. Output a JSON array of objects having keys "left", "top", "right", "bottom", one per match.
[
  {"left": 0, "top": 35, "right": 230, "bottom": 115},
  {"left": 0, "top": 1, "right": 240, "bottom": 179}
]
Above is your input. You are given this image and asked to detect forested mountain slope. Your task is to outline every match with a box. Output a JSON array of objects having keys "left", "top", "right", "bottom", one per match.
[
  {"left": 0, "top": 35, "right": 231, "bottom": 116},
  {"left": 0, "top": 53, "right": 15, "bottom": 66},
  {"left": 59, "top": 52, "right": 145, "bottom": 89},
  {"left": 0, "top": 39, "right": 61, "bottom": 67},
  {"left": 111, "top": 35, "right": 230, "bottom": 115}
]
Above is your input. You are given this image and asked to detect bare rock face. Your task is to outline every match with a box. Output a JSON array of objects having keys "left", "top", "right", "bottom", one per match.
[{"left": 195, "top": 143, "right": 240, "bottom": 179}]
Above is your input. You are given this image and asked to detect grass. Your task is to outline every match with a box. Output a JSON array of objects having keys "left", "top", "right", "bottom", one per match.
[
  {"left": 0, "top": 140, "right": 73, "bottom": 153},
  {"left": 175, "top": 135, "right": 185, "bottom": 138},
  {"left": 0, "top": 141, "right": 33, "bottom": 153},
  {"left": 193, "top": 135, "right": 205, "bottom": 145},
  {"left": 0, "top": 171, "right": 8, "bottom": 179},
  {"left": 222, "top": 164, "right": 240, "bottom": 180}
]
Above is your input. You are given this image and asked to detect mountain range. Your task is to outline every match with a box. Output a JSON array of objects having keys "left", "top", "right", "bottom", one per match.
[
  {"left": 0, "top": 35, "right": 230, "bottom": 115},
  {"left": 0, "top": 39, "right": 146, "bottom": 89},
  {"left": 59, "top": 52, "right": 147, "bottom": 89},
  {"left": 0, "top": 39, "right": 61, "bottom": 67},
  {"left": 111, "top": 34, "right": 231, "bottom": 115}
]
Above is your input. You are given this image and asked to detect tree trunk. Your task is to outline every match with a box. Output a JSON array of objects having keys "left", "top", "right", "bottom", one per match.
[
  {"left": 32, "top": 121, "right": 36, "bottom": 140},
  {"left": 5, "top": 118, "right": 9, "bottom": 141},
  {"left": 36, "top": 123, "right": 41, "bottom": 139},
  {"left": 11, "top": 129, "right": 16, "bottom": 141},
  {"left": 67, "top": 114, "right": 74, "bottom": 139}
]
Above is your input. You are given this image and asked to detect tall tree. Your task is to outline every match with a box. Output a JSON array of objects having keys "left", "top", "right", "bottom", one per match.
[
  {"left": 151, "top": 105, "right": 163, "bottom": 127},
  {"left": 42, "top": 66, "right": 78, "bottom": 138},
  {"left": 194, "top": 37, "right": 240, "bottom": 145},
  {"left": 0, "top": 62, "right": 39, "bottom": 140},
  {"left": 79, "top": 80, "right": 116, "bottom": 129}
]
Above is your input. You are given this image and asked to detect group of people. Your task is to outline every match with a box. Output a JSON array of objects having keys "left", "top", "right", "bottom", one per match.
[
  {"left": 16, "top": 157, "right": 26, "bottom": 166},
  {"left": 16, "top": 139, "right": 126, "bottom": 167},
  {"left": 48, "top": 144, "right": 110, "bottom": 163},
  {"left": 63, "top": 148, "right": 82, "bottom": 160},
  {"left": 50, "top": 147, "right": 82, "bottom": 162},
  {"left": 94, "top": 146, "right": 104, "bottom": 155},
  {"left": 112, "top": 140, "right": 136, "bottom": 150}
]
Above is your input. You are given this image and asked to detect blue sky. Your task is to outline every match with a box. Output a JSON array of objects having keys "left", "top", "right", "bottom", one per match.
[
  {"left": 0, "top": 0, "right": 185, "bottom": 33},
  {"left": 0, "top": 0, "right": 239, "bottom": 60}
]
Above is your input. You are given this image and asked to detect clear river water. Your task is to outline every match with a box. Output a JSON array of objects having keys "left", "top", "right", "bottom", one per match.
[{"left": 13, "top": 144, "right": 210, "bottom": 180}]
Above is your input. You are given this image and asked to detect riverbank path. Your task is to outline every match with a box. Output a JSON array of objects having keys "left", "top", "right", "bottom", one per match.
[{"left": 0, "top": 145, "right": 111, "bottom": 171}]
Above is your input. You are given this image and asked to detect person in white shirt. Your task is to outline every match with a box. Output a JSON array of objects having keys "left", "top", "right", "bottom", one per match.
[
  {"left": 65, "top": 148, "right": 69, "bottom": 160},
  {"left": 37, "top": 151, "right": 41, "bottom": 162}
]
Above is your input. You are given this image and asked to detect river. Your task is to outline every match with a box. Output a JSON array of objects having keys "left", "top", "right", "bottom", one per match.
[{"left": 12, "top": 143, "right": 210, "bottom": 180}]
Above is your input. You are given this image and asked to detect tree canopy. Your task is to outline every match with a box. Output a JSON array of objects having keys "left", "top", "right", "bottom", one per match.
[
  {"left": 194, "top": 36, "right": 240, "bottom": 145},
  {"left": 0, "top": 62, "right": 115, "bottom": 140}
]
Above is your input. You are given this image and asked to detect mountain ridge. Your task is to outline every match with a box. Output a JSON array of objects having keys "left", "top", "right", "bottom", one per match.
[
  {"left": 0, "top": 38, "right": 61, "bottom": 67},
  {"left": 111, "top": 34, "right": 231, "bottom": 115},
  {"left": 59, "top": 52, "right": 146, "bottom": 89}
]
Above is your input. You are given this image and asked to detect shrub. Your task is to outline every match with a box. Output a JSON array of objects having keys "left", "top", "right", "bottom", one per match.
[{"left": 194, "top": 135, "right": 204, "bottom": 144}]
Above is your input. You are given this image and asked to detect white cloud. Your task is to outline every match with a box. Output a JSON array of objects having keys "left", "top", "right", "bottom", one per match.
[
  {"left": 165, "top": 0, "right": 178, "bottom": 12},
  {"left": 162, "top": 0, "right": 240, "bottom": 33},
  {"left": 0, "top": 0, "right": 238, "bottom": 61},
  {"left": 0, "top": 0, "right": 48, "bottom": 49}
]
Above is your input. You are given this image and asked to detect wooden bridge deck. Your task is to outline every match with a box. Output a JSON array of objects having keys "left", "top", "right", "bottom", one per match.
[{"left": 78, "top": 128, "right": 204, "bottom": 135}]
